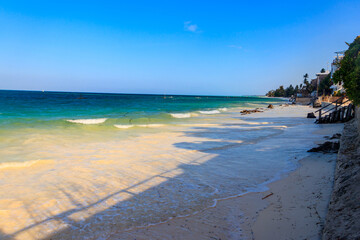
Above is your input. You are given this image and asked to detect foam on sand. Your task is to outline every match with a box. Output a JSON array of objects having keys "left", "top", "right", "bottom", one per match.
[
  {"left": 137, "top": 124, "right": 165, "bottom": 128},
  {"left": 114, "top": 124, "right": 165, "bottom": 129},
  {"left": 114, "top": 124, "right": 135, "bottom": 129},
  {"left": 67, "top": 118, "right": 108, "bottom": 124}
]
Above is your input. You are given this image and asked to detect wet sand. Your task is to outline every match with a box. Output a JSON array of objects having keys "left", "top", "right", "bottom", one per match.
[
  {"left": 115, "top": 152, "right": 338, "bottom": 240},
  {"left": 110, "top": 115, "right": 343, "bottom": 240}
]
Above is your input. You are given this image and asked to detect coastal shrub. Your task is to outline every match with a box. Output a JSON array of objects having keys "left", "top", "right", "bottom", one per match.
[{"left": 333, "top": 35, "right": 360, "bottom": 105}]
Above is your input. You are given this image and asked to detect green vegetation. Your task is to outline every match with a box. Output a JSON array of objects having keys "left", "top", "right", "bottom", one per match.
[
  {"left": 318, "top": 73, "right": 332, "bottom": 96},
  {"left": 266, "top": 70, "right": 328, "bottom": 97},
  {"left": 266, "top": 36, "right": 360, "bottom": 103},
  {"left": 332, "top": 36, "right": 360, "bottom": 105},
  {"left": 266, "top": 85, "right": 295, "bottom": 97},
  {"left": 303, "top": 73, "right": 309, "bottom": 81},
  {"left": 303, "top": 73, "right": 315, "bottom": 95}
]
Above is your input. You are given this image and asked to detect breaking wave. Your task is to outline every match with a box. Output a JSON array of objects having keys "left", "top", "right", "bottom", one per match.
[
  {"left": 67, "top": 118, "right": 108, "bottom": 124},
  {"left": 170, "top": 113, "right": 192, "bottom": 118},
  {"left": 199, "top": 110, "right": 220, "bottom": 114}
]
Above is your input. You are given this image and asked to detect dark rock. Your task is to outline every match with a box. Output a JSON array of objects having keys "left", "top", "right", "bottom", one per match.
[
  {"left": 307, "top": 141, "right": 340, "bottom": 153},
  {"left": 267, "top": 104, "right": 274, "bottom": 109},
  {"left": 240, "top": 108, "right": 263, "bottom": 115},
  {"left": 307, "top": 112, "right": 316, "bottom": 118},
  {"left": 330, "top": 133, "right": 342, "bottom": 140}
]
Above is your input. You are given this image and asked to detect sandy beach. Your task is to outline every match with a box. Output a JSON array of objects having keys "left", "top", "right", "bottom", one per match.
[{"left": 111, "top": 125, "right": 342, "bottom": 240}]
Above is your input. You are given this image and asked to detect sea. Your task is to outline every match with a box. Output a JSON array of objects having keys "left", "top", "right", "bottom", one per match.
[{"left": 0, "top": 90, "right": 323, "bottom": 239}]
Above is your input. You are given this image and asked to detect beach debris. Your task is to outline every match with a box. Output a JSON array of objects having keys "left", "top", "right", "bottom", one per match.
[
  {"left": 240, "top": 108, "right": 263, "bottom": 115},
  {"left": 307, "top": 112, "right": 316, "bottom": 118},
  {"left": 267, "top": 104, "right": 274, "bottom": 109},
  {"left": 262, "top": 192, "right": 274, "bottom": 200},
  {"left": 307, "top": 141, "right": 340, "bottom": 153}
]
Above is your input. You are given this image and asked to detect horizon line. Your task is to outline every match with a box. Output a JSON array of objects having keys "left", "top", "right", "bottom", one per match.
[{"left": 0, "top": 88, "right": 269, "bottom": 98}]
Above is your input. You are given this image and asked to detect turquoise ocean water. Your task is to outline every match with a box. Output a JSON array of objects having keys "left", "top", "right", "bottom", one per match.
[
  {"left": 0, "top": 90, "right": 283, "bottom": 128},
  {"left": 0, "top": 90, "right": 285, "bottom": 165}
]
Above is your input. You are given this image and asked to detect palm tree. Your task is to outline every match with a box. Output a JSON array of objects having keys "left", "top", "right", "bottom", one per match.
[{"left": 303, "top": 73, "right": 309, "bottom": 83}]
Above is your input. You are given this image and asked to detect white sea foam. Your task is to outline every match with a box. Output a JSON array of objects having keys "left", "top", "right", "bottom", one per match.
[
  {"left": 115, "top": 124, "right": 165, "bottom": 128},
  {"left": 179, "top": 123, "right": 219, "bottom": 127},
  {"left": 67, "top": 118, "right": 108, "bottom": 124},
  {"left": 170, "top": 113, "right": 192, "bottom": 118},
  {"left": 218, "top": 108, "right": 228, "bottom": 111},
  {"left": 199, "top": 110, "right": 220, "bottom": 114},
  {"left": 114, "top": 124, "right": 135, "bottom": 129},
  {"left": 137, "top": 124, "right": 165, "bottom": 128}
]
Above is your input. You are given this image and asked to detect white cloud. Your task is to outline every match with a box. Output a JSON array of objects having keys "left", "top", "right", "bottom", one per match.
[
  {"left": 184, "top": 21, "right": 198, "bottom": 33},
  {"left": 228, "top": 45, "right": 242, "bottom": 50}
]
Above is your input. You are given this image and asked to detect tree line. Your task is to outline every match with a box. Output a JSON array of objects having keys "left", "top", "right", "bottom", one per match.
[
  {"left": 266, "top": 35, "right": 359, "bottom": 105},
  {"left": 266, "top": 68, "right": 332, "bottom": 97}
]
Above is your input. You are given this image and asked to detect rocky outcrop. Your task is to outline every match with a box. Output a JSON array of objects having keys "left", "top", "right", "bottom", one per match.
[
  {"left": 307, "top": 141, "right": 340, "bottom": 153},
  {"left": 240, "top": 108, "right": 263, "bottom": 115},
  {"left": 307, "top": 112, "right": 316, "bottom": 118},
  {"left": 322, "top": 107, "right": 360, "bottom": 240}
]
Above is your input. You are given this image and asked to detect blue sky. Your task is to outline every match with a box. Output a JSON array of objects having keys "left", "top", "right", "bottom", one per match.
[{"left": 0, "top": 1, "right": 359, "bottom": 95}]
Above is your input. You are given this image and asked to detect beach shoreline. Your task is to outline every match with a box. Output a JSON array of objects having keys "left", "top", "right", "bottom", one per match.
[
  {"left": 106, "top": 106, "right": 343, "bottom": 240},
  {"left": 0, "top": 101, "right": 345, "bottom": 239},
  {"left": 114, "top": 149, "right": 339, "bottom": 240}
]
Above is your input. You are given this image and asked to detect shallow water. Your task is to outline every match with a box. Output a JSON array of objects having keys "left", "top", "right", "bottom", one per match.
[{"left": 0, "top": 91, "right": 327, "bottom": 239}]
